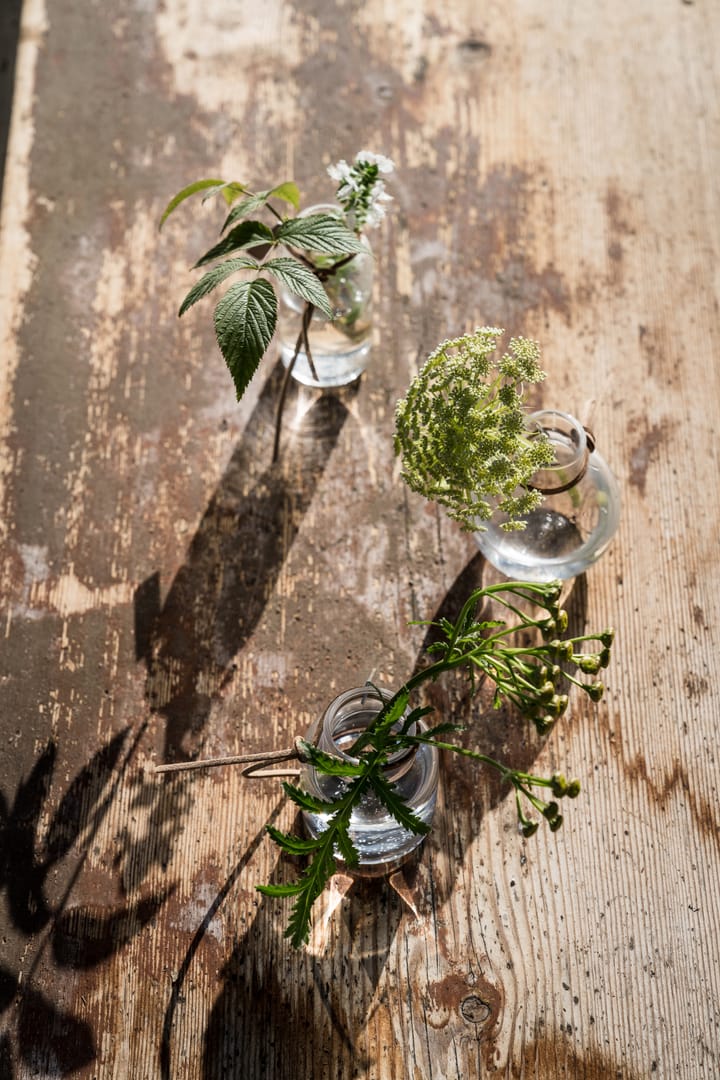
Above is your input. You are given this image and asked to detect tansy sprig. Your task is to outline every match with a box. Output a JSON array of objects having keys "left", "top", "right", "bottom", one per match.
[
  {"left": 394, "top": 327, "right": 555, "bottom": 532},
  {"left": 259, "top": 579, "right": 614, "bottom": 947}
]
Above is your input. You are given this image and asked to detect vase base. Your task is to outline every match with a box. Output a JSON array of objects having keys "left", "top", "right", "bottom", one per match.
[{"left": 281, "top": 341, "right": 371, "bottom": 389}]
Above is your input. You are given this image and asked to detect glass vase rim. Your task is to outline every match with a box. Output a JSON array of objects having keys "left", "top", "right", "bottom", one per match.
[
  {"left": 321, "top": 684, "right": 415, "bottom": 768},
  {"left": 526, "top": 408, "right": 588, "bottom": 472}
]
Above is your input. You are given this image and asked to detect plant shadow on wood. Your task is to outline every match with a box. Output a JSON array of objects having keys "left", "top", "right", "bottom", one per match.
[
  {"left": 184, "top": 556, "right": 588, "bottom": 1078},
  {"left": 135, "top": 363, "right": 354, "bottom": 766},
  {"left": 125, "top": 365, "right": 353, "bottom": 896},
  {"left": 0, "top": 725, "right": 172, "bottom": 1077}
]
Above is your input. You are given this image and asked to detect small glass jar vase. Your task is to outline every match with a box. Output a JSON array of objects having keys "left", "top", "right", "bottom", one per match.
[
  {"left": 475, "top": 409, "right": 621, "bottom": 582},
  {"left": 277, "top": 203, "right": 373, "bottom": 389},
  {"left": 300, "top": 685, "right": 439, "bottom": 875}
]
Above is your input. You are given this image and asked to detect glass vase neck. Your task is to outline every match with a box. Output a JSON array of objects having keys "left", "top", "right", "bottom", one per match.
[{"left": 527, "top": 410, "right": 592, "bottom": 494}]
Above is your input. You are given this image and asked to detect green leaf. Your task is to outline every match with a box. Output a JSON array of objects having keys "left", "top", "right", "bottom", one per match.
[
  {"left": 399, "top": 705, "right": 434, "bottom": 735},
  {"left": 262, "top": 258, "right": 333, "bottom": 318},
  {"left": 213, "top": 279, "right": 277, "bottom": 400},
  {"left": 221, "top": 193, "right": 273, "bottom": 232},
  {"left": 268, "top": 182, "right": 300, "bottom": 209},
  {"left": 158, "top": 178, "right": 226, "bottom": 229},
  {"left": 201, "top": 181, "right": 247, "bottom": 206},
  {"left": 282, "top": 782, "right": 335, "bottom": 815},
  {"left": 334, "top": 821, "right": 360, "bottom": 867},
  {"left": 300, "top": 742, "right": 364, "bottom": 777},
  {"left": 265, "top": 824, "right": 320, "bottom": 856},
  {"left": 369, "top": 770, "right": 431, "bottom": 836},
  {"left": 195, "top": 220, "right": 275, "bottom": 268},
  {"left": 351, "top": 689, "right": 409, "bottom": 755},
  {"left": 275, "top": 213, "right": 365, "bottom": 256},
  {"left": 221, "top": 182, "right": 300, "bottom": 232},
  {"left": 256, "top": 881, "right": 305, "bottom": 898},
  {"left": 178, "top": 255, "right": 259, "bottom": 316},
  {"left": 285, "top": 841, "right": 337, "bottom": 948}
]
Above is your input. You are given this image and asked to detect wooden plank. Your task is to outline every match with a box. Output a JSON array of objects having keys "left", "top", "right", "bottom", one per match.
[{"left": 1, "top": 0, "right": 719, "bottom": 1077}]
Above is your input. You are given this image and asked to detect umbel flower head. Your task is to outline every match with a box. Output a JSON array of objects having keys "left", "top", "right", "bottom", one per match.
[
  {"left": 394, "top": 327, "right": 556, "bottom": 532},
  {"left": 328, "top": 150, "right": 395, "bottom": 232}
]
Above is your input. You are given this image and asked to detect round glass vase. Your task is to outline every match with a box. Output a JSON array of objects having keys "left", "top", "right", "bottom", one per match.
[
  {"left": 475, "top": 409, "right": 621, "bottom": 582},
  {"left": 278, "top": 203, "right": 373, "bottom": 389},
  {"left": 300, "top": 685, "right": 439, "bottom": 876}
]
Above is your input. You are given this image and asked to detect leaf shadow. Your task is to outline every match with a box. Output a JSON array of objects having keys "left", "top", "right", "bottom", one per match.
[
  {"left": 135, "top": 363, "right": 354, "bottom": 766},
  {"left": 126, "top": 364, "right": 354, "bottom": 896},
  {"left": 414, "top": 553, "right": 589, "bottom": 908}
]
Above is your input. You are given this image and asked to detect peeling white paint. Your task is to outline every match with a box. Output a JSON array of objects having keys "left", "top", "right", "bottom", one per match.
[{"left": 0, "top": 0, "right": 49, "bottom": 543}]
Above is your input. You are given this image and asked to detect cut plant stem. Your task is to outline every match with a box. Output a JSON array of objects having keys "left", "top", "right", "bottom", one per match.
[{"left": 272, "top": 301, "right": 318, "bottom": 463}]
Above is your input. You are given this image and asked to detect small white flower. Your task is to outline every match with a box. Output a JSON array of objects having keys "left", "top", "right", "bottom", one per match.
[
  {"left": 355, "top": 150, "right": 395, "bottom": 174},
  {"left": 326, "top": 159, "right": 352, "bottom": 184}
]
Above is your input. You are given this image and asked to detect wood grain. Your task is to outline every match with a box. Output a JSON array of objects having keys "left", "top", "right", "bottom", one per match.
[{"left": 1, "top": 1, "right": 719, "bottom": 1077}]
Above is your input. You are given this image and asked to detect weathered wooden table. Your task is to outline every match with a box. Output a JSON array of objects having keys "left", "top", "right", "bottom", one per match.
[{"left": 1, "top": 1, "right": 719, "bottom": 1077}]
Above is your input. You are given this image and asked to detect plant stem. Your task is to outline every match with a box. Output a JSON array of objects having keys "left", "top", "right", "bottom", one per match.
[{"left": 272, "top": 301, "right": 317, "bottom": 464}]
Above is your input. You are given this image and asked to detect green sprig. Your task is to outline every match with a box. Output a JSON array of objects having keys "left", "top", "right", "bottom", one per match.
[{"left": 261, "top": 579, "right": 614, "bottom": 947}]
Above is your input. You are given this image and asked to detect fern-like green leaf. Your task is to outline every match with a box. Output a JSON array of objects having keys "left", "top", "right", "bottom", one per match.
[
  {"left": 300, "top": 742, "right": 364, "bottom": 777},
  {"left": 369, "top": 770, "right": 430, "bottom": 835},
  {"left": 262, "top": 257, "right": 333, "bottom": 319},
  {"left": 284, "top": 838, "right": 338, "bottom": 948},
  {"left": 213, "top": 279, "right": 277, "bottom": 400},
  {"left": 265, "top": 824, "right": 321, "bottom": 856},
  {"left": 334, "top": 820, "right": 360, "bottom": 868},
  {"left": 195, "top": 220, "right": 274, "bottom": 268},
  {"left": 178, "top": 255, "right": 259, "bottom": 316},
  {"left": 282, "top": 782, "right": 336, "bottom": 815}
]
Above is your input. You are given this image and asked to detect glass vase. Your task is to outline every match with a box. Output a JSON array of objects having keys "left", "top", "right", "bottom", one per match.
[
  {"left": 300, "top": 685, "right": 439, "bottom": 875},
  {"left": 475, "top": 409, "right": 621, "bottom": 582},
  {"left": 277, "top": 203, "right": 373, "bottom": 388}
]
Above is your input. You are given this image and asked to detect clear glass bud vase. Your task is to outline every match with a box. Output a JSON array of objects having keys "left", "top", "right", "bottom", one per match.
[
  {"left": 475, "top": 409, "right": 621, "bottom": 582},
  {"left": 278, "top": 204, "right": 373, "bottom": 388},
  {"left": 300, "top": 685, "right": 439, "bottom": 875}
]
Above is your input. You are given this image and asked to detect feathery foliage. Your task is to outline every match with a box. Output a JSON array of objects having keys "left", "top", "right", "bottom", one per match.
[
  {"left": 394, "top": 328, "right": 556, "bottom": 532},
  {"left": 260, "top": 578, "right": 614, "bottom": 947}
]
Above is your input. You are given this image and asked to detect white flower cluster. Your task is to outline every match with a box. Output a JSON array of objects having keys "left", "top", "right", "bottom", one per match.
[{"left": 327, "top": 150, "right": 395, "bottom": 230}]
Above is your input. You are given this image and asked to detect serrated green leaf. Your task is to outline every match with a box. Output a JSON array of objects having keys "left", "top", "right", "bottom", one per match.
[
  {"left": 159, "top": 178, "right": 226, "bottom": 229},
  {"left": 195, "top": 220, "right": 275, "bottom": 268},
  {"left": 400, "top": 705, "right": 434, "bottom": 735},
  {"left": 275, "top": 214, "right": 365, "bottom": 256},
  {"left": 265, "top": 824, "right": 321, "bottom": 855},
  {"left": 213, "top": 279, "right": 277, "bottom": 400},
  {"left": 334, "top": 822, "right": 360, "bottom": 867},
  {"left": 221, "top": 193, "right": 272, "bottom": 232},
  {"left": 285, "top": 842, "right": 337, "bottom": 948},
  {"left": 352, "top": 689, "right": 410, "bottom": 756},
  {"left": 283, "top": 782, "right": 336, "bottom": 815},
  {"left": 262, "top": 258, "right": 333, "bottom": 318},
  {"left": 178, "top": 255, "right": 259, "bottom": 316},
  {"left": 369, "top": 770, "right": 431, "bottom": 836},
  {"left": 300, "top": 742, "right": 364, "bottom": 777}
]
